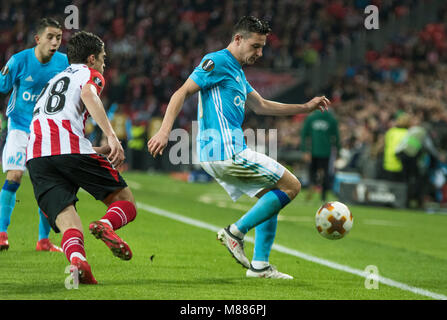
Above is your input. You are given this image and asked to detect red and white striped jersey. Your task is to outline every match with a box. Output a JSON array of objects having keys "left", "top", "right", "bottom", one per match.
[{"left": 26, "top": 64, "right": 105, "bottom": 161}]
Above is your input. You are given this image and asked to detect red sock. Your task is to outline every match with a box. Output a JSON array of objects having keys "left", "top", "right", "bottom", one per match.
[
  {"left": 101, "top": 201, "right": 137, "bottom": 230},
  {"left": 61, "top": 228, "right": 86, "bottom": 262}
]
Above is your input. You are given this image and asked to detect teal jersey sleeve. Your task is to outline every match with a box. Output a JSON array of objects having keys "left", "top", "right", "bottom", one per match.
[
  {"left": 245, "top": 78, "right": 254, "bottom": 94},
  {"left": 0, "top": 55, "right": 20, "bottom": 94},
  {"left": 189, "top": 53, "right": 228, "bottom": 90}
]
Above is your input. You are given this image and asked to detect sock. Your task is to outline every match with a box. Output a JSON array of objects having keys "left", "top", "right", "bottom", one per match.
[
  {"left": 38, "top": 208, "right": 51, "bottom": 241},
  {"left": 101, "top": 200, "right": 137, "bottom": 230},
  {"left": 235, "top": 189, "right": 290, "bottom": 234},
  {"left": 61, "top": 228, "right": 86, "bottom": 262},
  {"left": 252, "top": 214, "right": 278, "bottom": 264},
  {"left": 0, "top": 180, "right": 20, "bottom": 233},
  {"left": 251, "top": 260, "right": 270, "bottom": 270},
  {"left": 229, "top": 224, "right": 244, "bottom": 239}
]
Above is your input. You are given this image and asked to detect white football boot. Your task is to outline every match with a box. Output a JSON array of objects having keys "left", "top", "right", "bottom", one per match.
[
  {"left": 246, "top": 264, "right": 293, "bottom": 279},
  {"left": 217, "top": 226, "right": 250, "bottom": 269}
]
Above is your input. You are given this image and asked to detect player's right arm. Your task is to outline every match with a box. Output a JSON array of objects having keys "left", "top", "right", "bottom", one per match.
[
  {"left": 80, "top": 83, "right": 124, "bottom": 167},
  {"left": 147, "top": 78, "right": 200, "bottom": 157}
]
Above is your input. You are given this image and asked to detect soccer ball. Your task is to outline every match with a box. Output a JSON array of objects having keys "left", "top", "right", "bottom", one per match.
[{"left": 315, "top": 201, "right": 353, "bottom": 240}]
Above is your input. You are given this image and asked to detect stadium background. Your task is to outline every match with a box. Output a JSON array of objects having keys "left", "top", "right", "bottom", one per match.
[
  {"left": 1, "top": 0, "right": 447, "bottom": 210},
  {"left": 0, "top": 0, "right": 447, "bottom": 302}
]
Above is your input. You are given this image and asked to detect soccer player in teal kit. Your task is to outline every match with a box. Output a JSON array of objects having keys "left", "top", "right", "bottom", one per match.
[
  {"left": 0, "top": 18, "right": 68, "bottom": 251},
  {"left": 148, "top": 16, "right": 330, "bottom": 278}
]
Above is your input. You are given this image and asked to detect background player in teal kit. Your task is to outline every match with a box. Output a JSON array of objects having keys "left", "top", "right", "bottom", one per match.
[
  {"left": 0, "top": 18, "right": 69, "bottom": 251},
  {"left": 148, "top": 16, "right": 330, "bottom": 279}
]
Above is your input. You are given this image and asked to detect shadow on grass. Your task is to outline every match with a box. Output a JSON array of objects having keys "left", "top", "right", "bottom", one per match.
[
  {"left": 101, "top": 276, "right": 313, "bottom": 290},
  {"left": 0, "top": 281, "right": 72, "bottom": 297}
]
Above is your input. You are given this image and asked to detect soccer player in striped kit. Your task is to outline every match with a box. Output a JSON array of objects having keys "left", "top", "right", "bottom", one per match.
[
  {"left": 148, "top": 16, "right": 330, "bottom": 279},
  {"left": 0, "top": 18, "right": 69, "bottom": 252},
  {"left": 26, "top": 31, "right": 137, "bottom": 284}
]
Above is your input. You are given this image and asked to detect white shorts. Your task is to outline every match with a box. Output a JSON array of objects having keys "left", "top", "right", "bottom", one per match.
[
  {"left": 2, "top": 129, "right": 29, "bottom": 172},
  {"left": 200, "top": 148, "right": 286, "bottom": 201}
]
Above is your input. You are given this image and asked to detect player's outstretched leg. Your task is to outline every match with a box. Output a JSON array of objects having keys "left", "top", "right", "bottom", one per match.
[
  {"left": 246, "top": 215, "right": 293, "bottom": 279},
  {"left": 218, "top": 188, "right": 290, "bottom": 269},
  {"left": 245, "top": 171, "right": 299, "bottom": 279},
  {"left": 217, "top": 189, "right": 289, "bottom": 269},
  {"left": 90, "top": 190, "right": 137, "bottom": 261},
  {"left": 224, "top": 170, "right": 299, "bottom": 276},
  {"left": 35, "top": 208, "right": 63, "bottom": 252},
  {"left": 0, "top": 180, "right": 20, "bottom": 251}
]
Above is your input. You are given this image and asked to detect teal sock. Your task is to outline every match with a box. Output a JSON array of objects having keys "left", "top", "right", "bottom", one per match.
[
  {"left": 253, "top": 214, "right": 278, "bottom": 263},
  {"left": 38, "top": 208, "right": 51, "bottom": 240},
  {"left": 0, "top": 181, "right": 20, "bottom": 233},
  {"left": 235, "top": 189, "right": 290, "bottom": 234}
]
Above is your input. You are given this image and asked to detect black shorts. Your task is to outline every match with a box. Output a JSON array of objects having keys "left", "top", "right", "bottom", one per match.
[
  {"left": 26, "top": 154, "right": 128, "bottom": 233},
  {"left": 309, "top": 156, "right": 330, "bottom": 185}
]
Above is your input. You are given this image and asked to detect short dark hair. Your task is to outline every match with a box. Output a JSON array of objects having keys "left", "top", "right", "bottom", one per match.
[
  {"left": 232, "top": 16, "right": 271, "bottom": 39},
  {"left": 67, "top": 31, "right": 104, "bottom": 64},
  {"left": 36, "top": 18, "right": 62, "bottom": 35}
]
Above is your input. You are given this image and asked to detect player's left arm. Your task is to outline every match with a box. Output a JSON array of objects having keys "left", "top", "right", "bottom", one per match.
[{"left": 246, "top": 89, "right": 330, "bottom": 116}]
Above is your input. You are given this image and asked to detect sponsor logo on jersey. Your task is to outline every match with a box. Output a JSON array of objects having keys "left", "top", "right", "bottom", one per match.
[
  {"left": 234, "top": 95, "right": 245, "bottom": 108},
  {"left": 202, "top": 59, "right": 215, "bottom": 72},
  {"left": 22, "top": 91, "right": 39, "bottom": 102},
  {"left": 25, "top": 75, "right": 34, "bottom": 82},
  {"left": 93, "top": 76, "right": 103, "bottom": 87},
  {"left": 1, "top": 65, "right": 9, "bottom": 76}
]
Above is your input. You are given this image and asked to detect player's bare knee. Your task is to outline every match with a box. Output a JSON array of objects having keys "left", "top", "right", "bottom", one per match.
[
  {"left": 55, "top": 206, "right": 83, "bottom": 234},
  {"left": 120, "top": 188, "right": 135, "bottom": 204},
  {"left": 285, "top": 177, "right": 301, "bottom": 200},
  {"left": 104, "top": 187, "right": 136, "bottom": 207},
  {"left": 119, "top": 188, "right": 136, "bottom": 206},
  {"left": 6, "top": 170, "right": 24, "bottom": 184}
]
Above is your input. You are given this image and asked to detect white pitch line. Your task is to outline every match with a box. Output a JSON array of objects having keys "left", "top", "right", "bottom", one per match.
[{"left": 136, "top": 202, "right": 447, "bottom": 300}]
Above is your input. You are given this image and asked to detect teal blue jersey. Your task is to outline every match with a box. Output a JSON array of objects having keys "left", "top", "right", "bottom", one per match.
[
  {"left": 0, "top": 47, "right": 69, "bottom": 132},
  {"left": 189, "top": 49, "right": 254, "bottom": 161}
]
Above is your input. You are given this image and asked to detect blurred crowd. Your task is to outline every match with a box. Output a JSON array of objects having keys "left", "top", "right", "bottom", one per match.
[
  {"left": 333, "top": 19, "right": 447, "bottom": 206},
  {"left": 1, "top": 0, "right": 446, "bottom": 206},
  {"left": 1, "top": 0, "right": 419, "bottom": 126},
  {"left": 262, "top": 4, "right": 447, "bottom": 206}
]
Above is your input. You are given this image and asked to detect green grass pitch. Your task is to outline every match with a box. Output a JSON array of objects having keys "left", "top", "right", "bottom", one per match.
[{"left": 0, "top": 170, "right": 446, "bottom": 300}]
